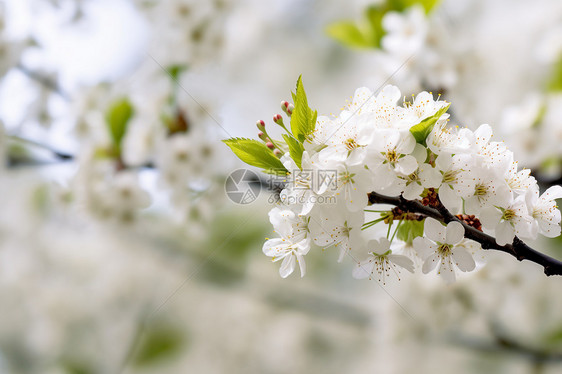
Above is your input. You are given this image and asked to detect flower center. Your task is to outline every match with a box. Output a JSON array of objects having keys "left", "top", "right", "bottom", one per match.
[
  {"left": 339, "top": 171, "right": 355, "bottom": 185},
  {"left": 437, "top": 243, "right": 451, "bottom": 256},
  {"left": 341, "top": 221, "right": 351, "bottom": 237},
  {"left": 475, "top": 183, "right": 488, "bottom": 196},
  {"left": 385, "top": 149, "right": 399, "bottom": 163},
  {"left": 502, "top": 209, "right": 516, "bottom": 221},
  {"left": 406, "top": 170, "right": 419, "bottom": 184},
  {"left": 295, "top": 171, "right": 311, "bottom": 188},
  {"left": 442, "top": 169, "right": 459, "bottom": 184},
  {"left": 344, "top": 138, "right": 359, "bottom": 151}
]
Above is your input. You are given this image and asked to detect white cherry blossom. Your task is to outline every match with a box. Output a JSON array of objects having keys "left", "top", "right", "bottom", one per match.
[
  {"left": 365, "top": 129, "right": 418, "bottom": 190},
  {"left": 480, "top": 195, "right": 535, "bottom": 245},
  {"left": 413, "top": 218, "right": 478, "bottom": 283},
  {"left": 262, "top": 236, "right": 310, "bottom": 278},
  {"left": 352, "top": 238, "right": 414, "bottom": 284},
  {"left": 526, "top": 185, "right": 562, "bottom": 238},
  {"left": 310, "top": 208, "right": 364, "bottom": 263}
]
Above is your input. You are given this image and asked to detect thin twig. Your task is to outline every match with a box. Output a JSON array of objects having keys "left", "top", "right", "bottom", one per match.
[{"left": 367, "top": 192, "right": 562, "bottom": 276}]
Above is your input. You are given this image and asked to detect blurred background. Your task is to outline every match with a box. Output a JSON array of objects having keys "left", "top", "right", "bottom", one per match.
[{"left": 0, "top": 0, "right": 562, "bottom": 373}]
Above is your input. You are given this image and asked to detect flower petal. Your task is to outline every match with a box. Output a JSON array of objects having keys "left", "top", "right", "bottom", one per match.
[
  {"left": 438, "top": 257, "right": 456, "bottom": 284},
  {"left": 352, "top": 259, "right": 375, "bottom": 279},
  {"left": 495, "top": 221, "right": 515, "bottom": 246},
  {"left": 422, "top": 253, "right": 439, "bottom": 274},
  {"left": 388, "top": 254, "right": 415, "bottom": 273},
  {"left": 424, "top": 217, "right": 446, "bottom": 243},
  {"left": 279, "top": 254, "right": 296, "bottom": 278},
  {"left": 446, "top": 221, "right": 465, "bottom": 244},
  {"left": 451, "top": 247, "right": 476, "bottom": 272},
  {"left": 396, "top": 155, "right": 418, "bottom": 175},
  {"left": 479, "top": 207, "right": 502, "bottom": 230}
]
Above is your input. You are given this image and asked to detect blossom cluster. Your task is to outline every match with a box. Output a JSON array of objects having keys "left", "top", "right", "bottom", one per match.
[
  {"left": 226, "top": 79, "right": 562, "bottom": 283},
  {"left": 328, "top": 0, "right": 562, "bottom": 175}
]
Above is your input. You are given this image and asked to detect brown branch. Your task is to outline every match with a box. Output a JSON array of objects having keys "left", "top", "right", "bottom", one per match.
[{"left": 367, "top": 191, "right": 562, "bottom": 276}]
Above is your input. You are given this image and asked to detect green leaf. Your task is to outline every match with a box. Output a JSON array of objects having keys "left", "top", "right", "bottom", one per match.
[
  {"left": 547, "top": 55, "right": 562, "bottom": 92},
  {"left": 325, "top": 21, "right": 373, "bottom": 49},
  {"left": 282, "top": 134, "right": 305, "bottom": 169},
  {"left": 167, "top": 64, "right": 188, "bottom": 81},
  {"left": 133, "top": 323, "right": 185, "bottom": 367},
  {"left": 326, "top": 1, "right": 440, "bottom": 50},
  {"left": 392, "top": 0, "right": 441, "bottom": 13},
  {"left": 290, "top": 76, "right": 317, "bottom": 143},
  {"left": 409, "top": 103, "right": 450, "bottom": 144},
  {"left": 105, "top": 98, "right": 134, "bottom": 149},
  {"left": 363, "top": 5, "right": 386, "bottom": 48},
  {"left": 223, "top": 138, "right": 288, "bottom": 175},
  {"left": 397, "top": 219, "right": 425, "bottom": 244}
]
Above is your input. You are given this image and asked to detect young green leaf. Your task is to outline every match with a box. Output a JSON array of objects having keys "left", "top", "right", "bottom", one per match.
[
  {"left": 105, "top": 98, "right": 134, "bottom": 149},
  {"left": 401, "top": 0, "right": 441, "bottom": 13},
  {"left": 167, "top": 64, "right": 188, "bottom": 81},
  {"left": 409, "top": 103, "right": 450, "bottom": 144},
  {"left": 547, "top": 56, "right": 562, "bottom": 92},
  {"left": 397, "top": 219, "right": 425, "bottom": 244},
  {"left": 290, "top": 76, "right": 317, "bottom": 143},
  {"left": 223, "top": 138, "right": 288, "bottom": 175},
  {"left": 282, "top": 134, "right": 304, "bottom": 169},
  {"left": 325, "top": 21, "right": 372, "bottom": 49},
  {"left": 327, "top": 1, "right": 440, "bottom": 51}
]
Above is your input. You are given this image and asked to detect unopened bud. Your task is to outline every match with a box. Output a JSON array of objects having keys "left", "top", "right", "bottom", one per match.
[
  {"left": 258, "top": 131, "right": 266, "bottom": 141},
  {"left": 256, "top": 120, "right": 265, "bottom": 131},
  {"left": 273, "top": 149, "right": 282, "bottom": 157},
  {"left": 266, "top": 142, "right": 275, "bottom": 149},
  {"left": 281, "top": 101, "right": 293, "bottom": 116},
  {"left": 287, "top": 103, "right": 294, "bottom": 115},
  {"left": 273, "top": 114, "right": 284, "bottom": 126}
]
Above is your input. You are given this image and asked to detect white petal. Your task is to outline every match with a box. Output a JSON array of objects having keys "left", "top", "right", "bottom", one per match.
[
  {"left": 402, "top": 183, "right": 424, "bottom": 200},
  {"left": 438, "top": 258, "right": 456, "bottom": 284},
  {"left": 388, "top": 254, "right": 415, "bottom": 273},
  {"left": 446, "top": 221, "right": 465, "bottom": 244},
  {"left": 297, "top": 254, "right": 307, "bottom": 277},
  {"left": 495, "top": 221, "right": 515, "bottom": 246},
  {"left": 422, "top": 253, "right": 439, "bottom": 273},
  {"left": 539, "top": 221, "right": 562, "bottom": 238},
  {"left": 479, "top": 207, "right": 502, "bottom": 229},
  {"left": 424, "top": 217, "right": 446, "bottom": 243},
  {"left": 451, "top": 247, "right": 476, "bottom": 272},
  {"left": 370, "top": 165, "right": 397, "bottom": 190},
  {"left": 396, "top": 155, "right": 418, "bottom": 175},
  {"left": 411, "top": 143, "right": 428, "bottom": 164},
  {"left": 543, "top": 185, "right": 562, "bottom": 201},
  {"left": 352, "top": 259, "right": 374, "bottom": 279},
  {"left": 262, "top": 238, "right": 289, "bottom": 256},
  {"left": 413, "top": 236, "right": 436, "bottom": 259},
  {"left": 439, "top": 185, "right": 461, "bottom": 212},
  {"left": 419, "top": 166, "right": 442, "bottom": 188},
  {"left": 464, "top": 196, "right": 481, "bottom": 215},
  {"left": 279, "top": 255, "right": 296, "bottom": 278}
]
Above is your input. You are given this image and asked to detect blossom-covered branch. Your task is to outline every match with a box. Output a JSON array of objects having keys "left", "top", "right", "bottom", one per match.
[
  {"left": 367, "top": 191, "right": 562, "bottom": 276},
  {"left": 224, "top": 76, "right": 562, "bottom": 283}
]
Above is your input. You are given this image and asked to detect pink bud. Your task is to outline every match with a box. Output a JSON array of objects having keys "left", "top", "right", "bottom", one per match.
[
  {"left": 266, "top": 142, "right": 275, "bottom": 149},
  {"left": 281, "top": 101, "right": 294, "bottom": 116},
  {"left": 256, "top": 120, "right": 265, "bottom": 131},
  {"left": 258, "top": 131, "right": 266, "bottom": 140},
  {"left": 273, "top": 114, "right": 284, "bottom": 126},
  {"left": 287, "top": 103, "right": 294, "bottom": 115},
  {"left": 273, "top": 149, "right": 282, "bottom": 157}
]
